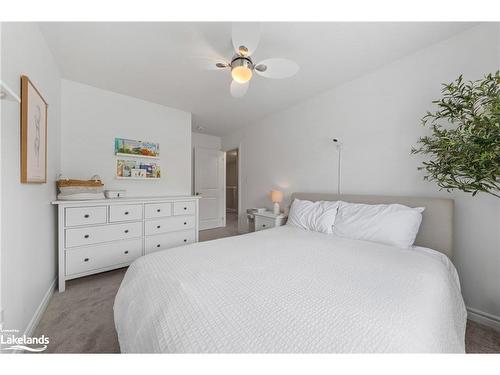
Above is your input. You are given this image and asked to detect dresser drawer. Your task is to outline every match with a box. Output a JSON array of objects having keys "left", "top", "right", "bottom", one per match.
[
  {"left": 66, "top": 239, "right": 142, "bottom": 276},
  {"left": 65, "top": 206, "right": 107, "bottom": 227},
  {"left": 145, "top": 202, "right": 172, "bottom": 218},
  {"left": 145, "top": 230, "right": 196, "bottom": 254},
  {"left": 65, "top": 222, "right": 142, "bottom": 248},
  {"left": 255, "top": 216, "right": 276, "bottom": 231},
  {"left": 173, "top": 201, "right": 196, "bottom": 216},
  {"left": 145, "top": 215, "right": 195, "bottom": 235},
  {"left": 109, "top": 204, "right": 143, "bottom": 222}
]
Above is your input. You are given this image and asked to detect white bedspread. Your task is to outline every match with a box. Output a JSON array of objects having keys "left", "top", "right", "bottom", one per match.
[{"left": 114, "top": 226, "right": 466, "bottom": 353}]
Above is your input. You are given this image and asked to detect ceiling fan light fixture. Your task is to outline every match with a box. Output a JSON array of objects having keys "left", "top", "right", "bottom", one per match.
[
  {"left": 232, "top": 66, "right": 252, "bottom": 83},
  {"left": 231, "top": 58, "right": 253, "bottom": 83}
]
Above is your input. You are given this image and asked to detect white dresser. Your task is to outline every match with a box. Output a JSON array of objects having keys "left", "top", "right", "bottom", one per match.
[{"left": 52, "top": 196, "right": 200, "bottom": 292}]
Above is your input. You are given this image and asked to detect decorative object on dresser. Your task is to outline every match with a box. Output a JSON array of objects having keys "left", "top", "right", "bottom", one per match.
[
  {"left": 270, "top": 190, "right": 284, "bottom": 214},
  {"left": 52, "top": 195, "right": 200, "bottom": 292},
  {"left": 254, "top": 210, "right": 287, "bottom": 231},
  {"left": 105, "top": 189, "right": 127, "bottom": 198},
  {"left": 56, "top": 175, "right": 105, "bottom": 200},
  {"left": 20, "top": 75, "right": 48, "bottom": 184}
]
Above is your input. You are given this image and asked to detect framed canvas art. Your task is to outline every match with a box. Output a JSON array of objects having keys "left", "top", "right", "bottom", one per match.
[
  {"left": 114, "top": 138, "right": 160, "bottom": 158},
  {"left": 21, "top": 75, "right": 48, "bottom": 183}
]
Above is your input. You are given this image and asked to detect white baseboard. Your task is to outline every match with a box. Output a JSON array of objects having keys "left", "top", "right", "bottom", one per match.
[
  {"left": 6, "top": 278, "right": 56, "bottom": 354},
  {"left": 467, "top": 307, "right": 500, "bottom": 332},
  {"left": 24, "top": 278, "right": 56, "bottom": 337}
]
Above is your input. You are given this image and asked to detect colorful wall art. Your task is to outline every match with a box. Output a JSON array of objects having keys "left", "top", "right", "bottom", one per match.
[
  {"left": 116, "top": 159, "right": 161, "bottom": 179},
  {"left": 114, "top": 138, "right": 160, "bottom": 158}
]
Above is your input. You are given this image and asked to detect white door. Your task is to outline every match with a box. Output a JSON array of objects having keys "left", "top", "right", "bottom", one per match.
[{"left": 194, "top": 148, "right": 225, "bottom": 230}]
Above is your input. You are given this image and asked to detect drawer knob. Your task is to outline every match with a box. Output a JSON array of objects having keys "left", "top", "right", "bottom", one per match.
[
  {"left": 124, "top": 229, "right": 129, "bottom": 233},
  {"left": 184, "top": 222, "right": 187, "bottom": 225},
  {"left": 184, "top": 207, "right": 187, "bottom": 210},
  {"left": 84, "top": 258, "right": 89, "bottom": 262},
  {"left": 157, "top": 209, "right": 161, "bottom": 212},
  {"left": 262, "top": 224, "right": 266, "bottom": 227},
  {"left": 124, "top": 250, "right": 129, "bottom": 254},
  {"left": 124, "top": 211, "right": 129, "bottom": 215},
  {"left": 156, "top": 244, "right": 161, "bottom": 248},
  {"left": 84, "top": 214, "right": 90, "bottom": 218},
  {"left": 156, "top": 225, "right": 161, "bottom": 229},
  {"left": 84, "top": 234, "right": 90, "bottom": 239},
  {"left": 183, "top": 239, "right": 187, "bottom": 242}
]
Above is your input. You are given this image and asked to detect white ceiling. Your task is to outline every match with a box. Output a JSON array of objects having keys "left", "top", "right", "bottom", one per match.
[{"left": 39, "top": 22, "right": 476, "bottom": 136}]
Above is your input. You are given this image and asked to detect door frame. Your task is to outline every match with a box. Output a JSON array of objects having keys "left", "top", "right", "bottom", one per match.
[
  {"left": 222, "top": 143, "right": 243, "bottom": 233},
  {"left": 225, "top": 147, "right": 240, "bottom": 215}
]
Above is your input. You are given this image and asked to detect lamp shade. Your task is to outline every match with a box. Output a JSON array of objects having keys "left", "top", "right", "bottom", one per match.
[{"left": 270, "top": 190, "right": 283, "bottom": 203}]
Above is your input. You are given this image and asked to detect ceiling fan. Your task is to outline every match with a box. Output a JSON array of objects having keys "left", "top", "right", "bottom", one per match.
[{"left": 215, "top": 23, "right": 300, "bottom": 98}]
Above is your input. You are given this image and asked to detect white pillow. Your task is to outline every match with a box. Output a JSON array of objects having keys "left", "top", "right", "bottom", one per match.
[
  {"left": 287, "top": 198, "right": 340, "bottom": 234},
  {"left": 333, "top": 202, "right": 424, "bottom": 248}
]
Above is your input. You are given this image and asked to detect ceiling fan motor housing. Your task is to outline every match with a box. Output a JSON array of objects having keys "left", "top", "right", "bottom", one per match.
[{"left": 231, "top": 56, "right": 254, "bottom": 71}]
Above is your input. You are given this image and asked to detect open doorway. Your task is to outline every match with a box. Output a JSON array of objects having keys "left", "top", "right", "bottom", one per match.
[{"left": 225, "top": 149, "right": 239, "bottom": 233}]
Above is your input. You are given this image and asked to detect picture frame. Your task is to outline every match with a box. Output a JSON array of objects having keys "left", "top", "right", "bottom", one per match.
[
  {"left": 114, "top": 137, "right": 160, "bottom": 158},
  {"left": 21, "top": 75, "right": 48, "bottom": 183}
]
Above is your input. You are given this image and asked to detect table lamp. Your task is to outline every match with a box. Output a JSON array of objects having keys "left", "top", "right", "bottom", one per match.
[{"left": 270, "top": 190, "right": 283, "bottom": 215}]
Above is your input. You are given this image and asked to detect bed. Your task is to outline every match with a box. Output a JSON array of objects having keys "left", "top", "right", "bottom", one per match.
[{"left": 113, "top": 193, "right": 466, "bottom": 353}]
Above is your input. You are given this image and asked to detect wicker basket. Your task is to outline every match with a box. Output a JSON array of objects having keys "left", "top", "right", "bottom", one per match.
[{"left": 57, "top": 179, "right": 103, "bottom": 188}]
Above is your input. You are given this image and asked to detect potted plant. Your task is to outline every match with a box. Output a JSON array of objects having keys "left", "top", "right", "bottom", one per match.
[{"left": 412, "top": 71, "right": 499, "bottom": 198}]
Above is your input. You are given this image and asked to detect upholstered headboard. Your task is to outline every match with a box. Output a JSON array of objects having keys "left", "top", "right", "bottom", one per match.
[{"left": 290, "top": 192, "right": 454, "bottom": 258}]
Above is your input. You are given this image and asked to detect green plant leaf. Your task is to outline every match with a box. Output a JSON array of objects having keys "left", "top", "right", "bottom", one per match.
[{"left": 412, "top": 71, "right": 500, "bottom": 198}]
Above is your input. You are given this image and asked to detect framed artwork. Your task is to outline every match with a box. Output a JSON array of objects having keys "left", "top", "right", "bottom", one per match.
[
  {"left": 114, "top": 138, "right": 160, "bottom": 158},
  {"left": 21, "top": 75, "right": 48, "bottom": 183}
]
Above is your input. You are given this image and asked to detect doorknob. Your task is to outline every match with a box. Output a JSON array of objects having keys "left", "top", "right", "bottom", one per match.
[{"left": 195, "top": 192, "right": 200, "bottom": 196}]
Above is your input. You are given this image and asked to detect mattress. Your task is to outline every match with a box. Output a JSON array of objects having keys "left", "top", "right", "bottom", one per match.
[{"left": 114, "top": 225, "right": 466, "bottom": 353}]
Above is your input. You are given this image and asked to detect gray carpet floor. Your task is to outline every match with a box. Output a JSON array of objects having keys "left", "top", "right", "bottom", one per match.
[
  {"left": 34, "top": 213, "right": 500, "bottom": 353},
  {"left": 198, "top": 211, "right": 241, "bottom": 241}
]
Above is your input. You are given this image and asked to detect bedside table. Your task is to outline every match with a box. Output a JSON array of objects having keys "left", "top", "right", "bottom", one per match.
[{"left": 254, "top": 211, "right": 287, "bottom": 231}]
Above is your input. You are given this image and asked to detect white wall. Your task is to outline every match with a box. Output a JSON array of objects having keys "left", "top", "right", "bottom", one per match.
[
  {"left": 192, "top": 132, "right": 221, "bottom": 150},
  {"left": 1, "top": 23, "right": 62, "bottom": 334},
  {"left": 61, "top": 80, "right": 192, "bottom": 196},
  {"left": 223, "top": 24, "right": 500, "bottom": 322}
]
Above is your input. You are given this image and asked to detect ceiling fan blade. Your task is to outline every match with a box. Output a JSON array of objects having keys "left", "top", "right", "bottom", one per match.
[
  {"left": 194, "top": 56, "right": 230, "bottom": 71},
  {"left": 190, "top": 43, "right": 230, "bottom": 71},
  {"left": 215, "top": 62, "right": 230, "bottom": 69},
  {"left": 232, "top": 22, "right": 260, "bottom": 56},
  {"left": 254, "top": 58, "right": 299, "bottom": 79},
  {"left": 230, "top": 80, "right": 249, "bottom": 98}
]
